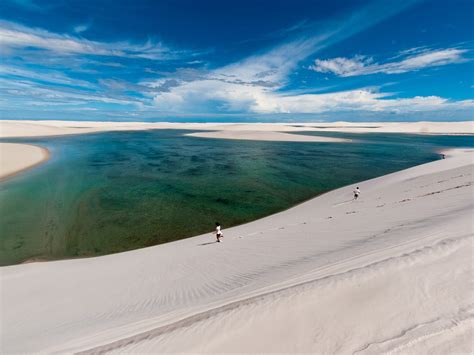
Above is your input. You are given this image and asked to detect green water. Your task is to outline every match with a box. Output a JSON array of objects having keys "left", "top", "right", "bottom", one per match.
[{"left": 1, "top": 130, "right": 473, "bottom": 265}]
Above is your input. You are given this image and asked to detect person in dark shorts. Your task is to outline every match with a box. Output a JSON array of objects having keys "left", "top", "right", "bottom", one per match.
[
  {"left": 214, "top": 222, "right": 223, "bottom": 242},
  {"left": 353, "top": 187, "right": 361, "bottom": 200}
]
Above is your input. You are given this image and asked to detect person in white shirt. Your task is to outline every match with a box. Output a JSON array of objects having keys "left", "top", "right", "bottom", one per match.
[
  {"left": 214, "top": 222, "right": 223, "bottom": 242},
  {"left": 353, "top": 187, "right": 361, "bottom": 200}
]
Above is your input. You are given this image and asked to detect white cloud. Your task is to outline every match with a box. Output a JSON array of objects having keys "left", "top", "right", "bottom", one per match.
[
  {"left": 310, "top": 55, "right": 372, "bottom": 76},
  {"left": 147, "top": 38, "right": 323, "bottom": 113},
  {"left": 0, "top": 21, "right": 173, "bottom": 60},
  {"left": 391, "top": 48, "right": 468, "bottom": 73},
  {"left": 0, "top": 77, "right": 143, "bottom": 107},
  {"left": 151, "top": 74, "right": 474, "bottom": 114},
  {"left": 267, "top": 90, "right": 464, "bottom": 114},
  {"left": 73, "top": 23, "right": 91, "bottom": 34},
  {"left": 149, "top": 41, "right": 473, "bottom": 115},
  {"left": 311, "top": 48, "right": 469, "bottom": 76},
  {"left": 214, "top": 38, "right": 324, "bottom": 85},
  {"left": 0, "top": 65, "right": 93, "bottom": 88},
  {"left": 254, "top": 90, "right": 474, "bottom": 114}
]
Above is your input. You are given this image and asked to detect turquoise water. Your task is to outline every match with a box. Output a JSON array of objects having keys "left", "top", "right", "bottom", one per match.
[{"left": 1, "top": 130, "right": 473, "bottom": 265}]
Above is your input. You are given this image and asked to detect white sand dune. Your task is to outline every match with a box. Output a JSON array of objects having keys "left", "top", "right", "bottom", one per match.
[
  {"left": 185, "top": 130, "right": 348, "bottom": 142},
  {"left": 1, "top": 120, "right": 473, "bottom": 138},
  {"left": 1, "top": 149, "right": 472, "bottom": 354},
  {"left": 0, "top": 143, "right": 49, "bottom": 180}
]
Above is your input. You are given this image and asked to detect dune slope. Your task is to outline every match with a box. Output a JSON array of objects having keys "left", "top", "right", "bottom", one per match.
[{"left": 1, "top": 149, "right": 472, "bottom": 354}]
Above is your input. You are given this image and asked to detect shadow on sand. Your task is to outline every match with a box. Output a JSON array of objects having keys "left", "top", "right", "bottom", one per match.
[{"left": 198, "top": 241, "right": 219, "bottom": 246}]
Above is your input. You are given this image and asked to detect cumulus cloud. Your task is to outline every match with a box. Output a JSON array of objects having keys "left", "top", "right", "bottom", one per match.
[
  {"left": 311, "top": 48, "right": 469, "bottom": 76},
  {"left": 146, "top": 38, "right": 319, "bottom": 113},
  {"left": 150, "top": 74, "right": 474, "bottom": 114},
  {"left": 148, "top": 41, "right": 473, "bottom": 115},
  {"left": 268, "top": 90, "right": 473, "bottom": 114}
]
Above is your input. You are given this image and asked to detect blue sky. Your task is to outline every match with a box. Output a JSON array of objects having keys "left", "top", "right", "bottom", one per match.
[{"left": 0, "top": 0, "right": 473, "bottom": 121}]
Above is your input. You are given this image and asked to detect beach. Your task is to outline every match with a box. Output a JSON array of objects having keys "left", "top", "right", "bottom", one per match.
[
  {"left": 184, "top": 130, "right": 348, "bottom": 142},
  {"left": 1, "top": 143, "right": 472, "bottom": 353},
  {"left": 0, "top": 143, "right": 49, "bottom": 180}
]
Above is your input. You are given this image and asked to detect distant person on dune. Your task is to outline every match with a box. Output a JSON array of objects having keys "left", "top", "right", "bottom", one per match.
[
  {"left": 214, "top": 222, "right": 223, "bottom": 242},
  {"left": 353, "top": 187, "right": 361, "bottom": 200}
]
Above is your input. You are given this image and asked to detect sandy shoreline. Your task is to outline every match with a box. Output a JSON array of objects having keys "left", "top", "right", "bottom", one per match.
[
  {"left": 0, "top": 143, "right": 50, "bottom": 180},
  {"left": 1, "top": 120, "right": 473, "bottom": 138},
  {"left": 1, "top": 120, "right": 472, "bottom": 178},
  {"left": 185, "top": 130, "right": 349, "bottom": 142},
  {"left": 1, "top": 148, "right": 472, "bottom": 353}
]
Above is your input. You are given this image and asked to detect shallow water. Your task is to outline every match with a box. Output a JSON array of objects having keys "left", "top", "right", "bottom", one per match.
[{"left": 0, "top": 130, "right": 472, "bottom": 265}]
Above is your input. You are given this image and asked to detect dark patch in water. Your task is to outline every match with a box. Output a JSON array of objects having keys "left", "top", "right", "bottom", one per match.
[{"left": 216, "top": 198, "right": 231, "bottom": 204}]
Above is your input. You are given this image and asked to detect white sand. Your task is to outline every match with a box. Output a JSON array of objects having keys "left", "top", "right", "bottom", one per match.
[
  {"left": 0, "top": 143, "right": 49, "bottom": 180},
  {"left": 185, "top": 130, "right": 348, "bottom": 142},
  {"left": 283, "top": 121, "right": 474, "bottom": 134},
  {"left": 1, "top": 149, "right": 472, "bottom": 354},
  {"left": 1, "top": 120, "right": 473, "bottom": 138}
]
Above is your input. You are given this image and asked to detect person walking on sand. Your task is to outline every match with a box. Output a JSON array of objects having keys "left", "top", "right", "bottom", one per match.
[
  {"left": 214, "top": 222, "right": 223, "bottom": 242},
  {"left": 353, "top": 186, "right": 361, "bottom": 200}
]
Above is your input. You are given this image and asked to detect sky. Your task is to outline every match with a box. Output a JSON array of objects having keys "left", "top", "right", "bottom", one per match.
[{"left": 0, "top": 0, "right": 473, "bottom": 122}]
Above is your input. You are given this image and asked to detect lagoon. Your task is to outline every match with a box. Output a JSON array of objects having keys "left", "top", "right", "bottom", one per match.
[{"left": 0, "top": 130, "right": 472, "bottom": 265}]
